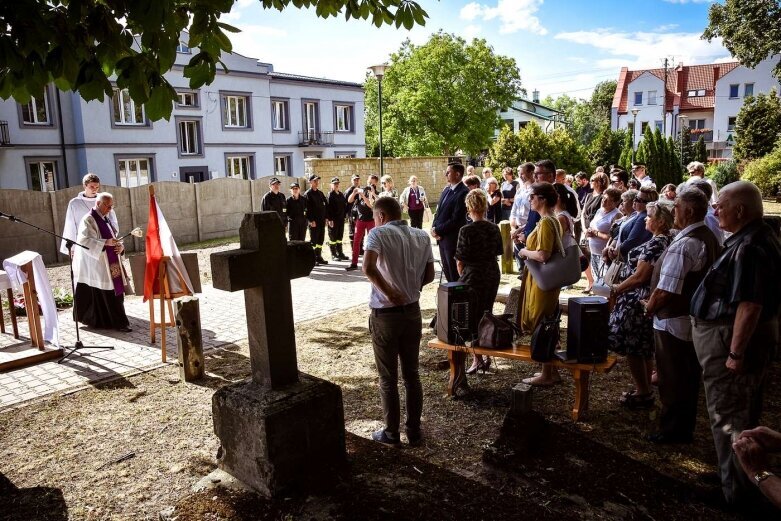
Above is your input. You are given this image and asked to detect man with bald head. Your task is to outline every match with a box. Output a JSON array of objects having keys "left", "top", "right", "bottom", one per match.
[{"left": 691, "top": 181, "right": 781, "bottom": 507}]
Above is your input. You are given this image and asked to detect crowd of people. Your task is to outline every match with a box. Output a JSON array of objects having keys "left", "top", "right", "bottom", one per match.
[{"left": 358, "top": 158, "right": 780, "bottom": 512}]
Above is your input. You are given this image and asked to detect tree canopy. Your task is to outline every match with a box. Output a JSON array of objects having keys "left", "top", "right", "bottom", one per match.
[
  {"left": 542, "top": 80, "right": 617, "bottom": 148},
  {"left": 364, "top": 31, "right": 522, "bottom": 156},
  {"left": 703, "top": 0, "right": 781, "bottom": 80},
  {"left": 733, "top": 88, "right": 781, "bottom": 161},
  {"left": 0, "top": 0, "right": 428, "bottom": 120}
]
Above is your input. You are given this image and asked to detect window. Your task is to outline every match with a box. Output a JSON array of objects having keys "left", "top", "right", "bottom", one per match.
[
  {"left": 118, "top": 158, "right": 151, "bottom": 187},
  {"left": 518, "top": 121, "right": 529, "bottom": 130},
  {"left": 648, "top": 91, "right": 657, "bottom": 105},
  {"left": 744, "top": 83, "right": 754, "bottom": 97},
  {"left": 176, "top": 41, "right": 191, "bottom": 54},
  {"left": 655, "top": 120, "right": 663, "bottom": 132},
  {"left": 627, "top": 122, "right": 634, "bottom": 135},
  {"left": 274, "top": 155, "right": 290, "bottom": 177},
  {"left": 303, "top": 101, "right": 318, "bottom": 132},
  {"left": 729, "top": 84, "right": 739, "bottom": 98},
  {"left": 21, "top": 92, "right": 50, "bottom": 125},
  {"left": 334, "top": 104, "right": 353, "bottom": 132},
  {"left": 222, "top": 94, "right": 249, "bottom": 128},
  {"left": 641, "top": 122, "right": 649, "bottom": 133},
  {"left": 687, "top": 89, "right": 706, "bottom": 97},
  {"left": 112, "top": 88, "right": 145, "bottom": 125},
  {"left": 176, "top": 91, "right": 199, "bottom": 108},
  {"left": 178, "top": 120, "right": 201, "bottom": 155},
  {"left": 690, "top": 119, "right": 706, "bottom": 130},
  {"left": 226, "top": 155, "right": 251, "bottom": 179},
  {"left": 727, "top": 117, "right": 736, "bottom": 131},
  {"left": 28, "top": 160, "right": 57, "bottom": 192},
  {"left": 633, "top": 92, "right": 642, "bottom": 105},
  {"left": 272, "top": 100, "right": 289, "bottom": 130},
  {"left": 335, "top": 152, "right": 356, "bottom": 159}
]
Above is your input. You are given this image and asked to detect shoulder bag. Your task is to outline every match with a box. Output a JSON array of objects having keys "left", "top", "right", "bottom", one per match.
[
  {"left": 525, "top": 217, "right": 582, "bottom": 291},
  {"left": 530, "top": 307, "right": 561, "bottom": 362},
  {"left": 477, "top": 312, "right": 519, "bottom": 349},
  {"left": 602, "top": 256, "right": 625, "bottom": 286},
  {"left": 422, "top": 199, "right": 433, "bottom": 223}
]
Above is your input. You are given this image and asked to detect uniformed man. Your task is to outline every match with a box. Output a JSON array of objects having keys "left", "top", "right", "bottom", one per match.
[
  {"left": 260, "top": 177, "right": 287, "bottom": 227},
  {"left": 344, "top": 174, "right": 362, "bottom": 252},
  {"left": 286, "top": 182, "right": 307, "bottom": 241},
  {"left": 305, "top": 174, "right": 329, "bottom": 265},
  {"left": 326, "top": 177, "right": 348, "bottom": 261}
]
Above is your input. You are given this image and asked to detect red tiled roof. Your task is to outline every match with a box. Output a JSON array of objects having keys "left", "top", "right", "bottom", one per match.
[{"left": 614, "top": 61, "right": 740, "bottom": 114}]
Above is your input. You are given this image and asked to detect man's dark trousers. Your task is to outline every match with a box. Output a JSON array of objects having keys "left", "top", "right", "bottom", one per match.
[
  {"left": 654, "top": 329, "right": 702, "bottom": 439},
  {"left": 369, "top": 304, "right": 423, "bottom": 436},
  {"left": 438, "top": 238, "right": 458, "bottom": 282}
]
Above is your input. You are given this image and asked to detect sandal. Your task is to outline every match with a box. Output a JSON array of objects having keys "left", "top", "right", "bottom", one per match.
[
  {"left": 522, "top": 376, "right": 558, "bottom": 387},
  {"left": 619, "top": 392, "right": 654, "bottom": 410}
]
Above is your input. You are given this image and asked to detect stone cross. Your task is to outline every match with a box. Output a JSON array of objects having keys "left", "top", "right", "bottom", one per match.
[{"left": 210, "top": 212, "right": 315, "bottom": 389}]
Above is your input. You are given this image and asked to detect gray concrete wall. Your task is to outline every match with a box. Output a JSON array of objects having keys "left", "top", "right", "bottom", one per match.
[{"left": 0, "top": 176, "right": 308, "bottom": 266}]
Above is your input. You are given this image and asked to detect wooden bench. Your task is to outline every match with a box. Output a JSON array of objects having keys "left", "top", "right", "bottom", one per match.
[{"left": 428, "top": 339, "right": 617, "bottom": 422}]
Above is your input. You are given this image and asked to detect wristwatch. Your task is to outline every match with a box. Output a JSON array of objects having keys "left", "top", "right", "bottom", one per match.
[
  {"left": 754, "top": 470, "right": 775, "bottom": 486},
  {"left": 728, "top": 351, "right": 743, "bottom": 360}
]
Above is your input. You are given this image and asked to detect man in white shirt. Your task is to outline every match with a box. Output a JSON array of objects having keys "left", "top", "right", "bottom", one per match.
[
  {"left": 363, "top": 197, "right": 435, "bottom": 447},
  {"left": 632, "top": 163, "right": 655, "bottom": 188},
  {"left": 686, "top": 161, "right": 719, "bottom": 206},
  {"left": 688, "top": 178, "right": 725, "bottom": 246},
  {"left": 645, "top": 187, "right": 721, "bottom": 444}
]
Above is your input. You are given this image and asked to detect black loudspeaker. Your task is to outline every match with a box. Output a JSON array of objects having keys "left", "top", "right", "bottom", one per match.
[
  {"left": 436, "top": 282, "right": 476, "bottom": 344},
  {"left": 566, "top": 297, "right": 609, "bottom": 363}
]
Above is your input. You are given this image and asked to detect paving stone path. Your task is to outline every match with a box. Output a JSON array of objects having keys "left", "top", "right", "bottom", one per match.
[{"left": 0, "top": 262, "right": 374, "bottom": 410}]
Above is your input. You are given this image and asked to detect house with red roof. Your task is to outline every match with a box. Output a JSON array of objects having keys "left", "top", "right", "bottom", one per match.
[{"left": 611, "top": 56, "right": 780, "bottom": 160}]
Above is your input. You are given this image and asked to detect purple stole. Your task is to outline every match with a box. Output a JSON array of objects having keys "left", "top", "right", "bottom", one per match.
[{"left": 91, "top": 209, "right": 124, "bottom": 296}]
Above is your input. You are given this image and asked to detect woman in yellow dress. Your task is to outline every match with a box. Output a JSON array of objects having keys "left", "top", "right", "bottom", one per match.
[{"left": 518, "top": 182, "right": 563, "bottom": 386}]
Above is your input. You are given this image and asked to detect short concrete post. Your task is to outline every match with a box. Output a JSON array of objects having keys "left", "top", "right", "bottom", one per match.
[
  {"left": 500, "top": 221, "right": 514, "bottom": 274},
  {"left": 175, "top": 296, "right": 204, "bottom": 382},
  {"left": 510, "top": 383, "right": 533, "bottom": 417},
  {"left": 503, "top": 286, "right": 522, "bottom": 320}
]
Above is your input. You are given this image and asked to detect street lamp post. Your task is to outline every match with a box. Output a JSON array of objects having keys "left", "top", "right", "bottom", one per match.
[
  {"left": 678, "top": 114, "right": 688, "bottom": 170},
  {"left": 368, "top": 64, "right": 388, "bottom": 178},
  {"left": 630, "top": 108, "right": 640, "bottom": 163}
]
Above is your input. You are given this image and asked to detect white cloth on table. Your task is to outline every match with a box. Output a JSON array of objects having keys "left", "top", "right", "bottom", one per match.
[
  {"left": 0, "top": 270, "right": 11, "bottom": 292},
  {"left": 2, "top": 251, "right": 59, "bottom": 346},
  {"left": 61, "top": 192, "right": 118, "bottom": 255}
]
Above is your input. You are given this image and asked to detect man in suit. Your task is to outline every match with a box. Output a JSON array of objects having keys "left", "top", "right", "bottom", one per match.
[{"left": 431, "top": 162, "right": 468, "bottom": 282}]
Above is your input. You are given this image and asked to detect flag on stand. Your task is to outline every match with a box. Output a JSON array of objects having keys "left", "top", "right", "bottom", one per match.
[{"left": 143, "top": 187, "right": 194, "bottom": 302}]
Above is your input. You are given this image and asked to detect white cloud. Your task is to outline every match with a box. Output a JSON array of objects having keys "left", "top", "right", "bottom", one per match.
[
  {"left": 459, "top": 0, "right": 547, "bottom": 35},
  {"left": 462, "top": 24, "right": 483, "bottom": 40},
  {"left": 652, "top": 23, "right": 679, "bottom": 32},
  {"left": 554, "top": 29, "right": 730, "bottom": 70},
  {"left": 229, "top": 24, "right": 289, "bottom": 58}
]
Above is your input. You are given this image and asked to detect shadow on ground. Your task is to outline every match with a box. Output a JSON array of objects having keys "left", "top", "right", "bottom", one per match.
[{"left": 0, "top": 472, "right": 67, "bottom": 521}]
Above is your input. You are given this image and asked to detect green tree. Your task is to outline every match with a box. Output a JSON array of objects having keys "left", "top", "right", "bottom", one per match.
[
  {"left": 703, "top": 0, "right": 781, "bottom": 80},
  {"left": 548, "top": 128, "right": 592, "bottom": 175},
  {"left": 741, "top": 138, "right": 781, "bottom": 196},
  {"left": 487, "top": 126, "right": 523, "bottom": 170},
  {"left": 618, "top": 131, "right": 633, "bottom": 170},
  {"left": 365, "top": 32, "right": 521, "bottom": 156},
  {"left": 667, "top": 136, "right": 683, "bottom": 185},
  {"left": 0, "top": 0, "right": 428, "bottom": 121},
  {"left": 516, "top": 121, "right": 554, "bottom": 164},
  {"left": 677, "top": 125, "right": 695, "bottom": 169},
  {"left": 589, "top": 125, "right": 625, "bottom": 169},
  {"left": 733, "top": 88, "right": 781, "bottom": 161},
  {"left": 694, "top": 136, "right": 709, "bottom": 163},
  {"left": 642, "top": 126, "right": 657, "bottom": 178},
  {"left": 654, "top": 128, "right": 668, "bottom": 183},
  {"left": 542, "top": 80, "right": 617, "bottom": 148}
]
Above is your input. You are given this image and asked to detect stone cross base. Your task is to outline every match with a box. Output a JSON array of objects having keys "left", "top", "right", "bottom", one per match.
[{"left": 212, "top": 373, "right": 346, "bottom": 497}]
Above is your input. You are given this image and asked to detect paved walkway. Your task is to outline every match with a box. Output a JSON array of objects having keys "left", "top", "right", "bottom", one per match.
[{"left": 0, "top": 262, "right": 373, "bottom": 411}]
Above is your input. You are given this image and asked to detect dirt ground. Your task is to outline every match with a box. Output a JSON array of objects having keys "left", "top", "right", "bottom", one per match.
[
  {"left": 2, "top": 269, "right": 779, "bottom": 520},
  {"left": 2, "top": 233, "right": 780, "bottom": 519}
]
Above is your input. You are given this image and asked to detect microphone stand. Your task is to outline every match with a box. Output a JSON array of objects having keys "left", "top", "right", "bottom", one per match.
[{"left": 0, "top": 211, "right": 114, "bottom": 361}]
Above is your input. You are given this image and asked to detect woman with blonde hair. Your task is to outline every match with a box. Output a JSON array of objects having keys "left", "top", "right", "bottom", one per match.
[
  {"left": 379, "top": 175, "right": 398, "bottom": 199},
  {"left": 399, "top": 175, "right": 427, "bottom": 229},
  {"left": 455, "top": 189, "right": 503, "bottom": 376}
]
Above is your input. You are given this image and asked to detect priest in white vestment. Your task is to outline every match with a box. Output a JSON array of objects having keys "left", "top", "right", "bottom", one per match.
[
  {"left": 73, "top": 192, "right": 132, "bottom": 332},
  {"left": 61, "top": 173, "right": 118, "bottom": 255}
]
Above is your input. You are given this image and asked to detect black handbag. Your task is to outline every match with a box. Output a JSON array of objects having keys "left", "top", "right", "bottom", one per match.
[
  {"left": 477, "top": 312, "right": 518, "bottom": 349},
  {"left": 530, "top": 307, "right": 562, "bottom": 362}
]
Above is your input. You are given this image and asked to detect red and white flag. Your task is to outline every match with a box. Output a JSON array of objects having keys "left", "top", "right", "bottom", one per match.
[{"left": 143, "top": 191, "right": 193, "bottom": 302}]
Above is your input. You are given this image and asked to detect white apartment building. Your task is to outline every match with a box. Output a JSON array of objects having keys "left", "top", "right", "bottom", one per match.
[
  {"left": 611, "top": 56, "right": 780, "bottom": 160},
  {"left": 495, "top": 92, "right": 563, "bottom": 139},
  {"left": 0, "top": 34, "right": 366, "bottom": 191}
]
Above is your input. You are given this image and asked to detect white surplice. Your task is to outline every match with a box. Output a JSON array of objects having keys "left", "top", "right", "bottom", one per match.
[
  {"left": 73, "top": 212, "right": 127, "bottom": 291},
  {"left": 61, "top": 192, "right": 118, "bottom": 255}
]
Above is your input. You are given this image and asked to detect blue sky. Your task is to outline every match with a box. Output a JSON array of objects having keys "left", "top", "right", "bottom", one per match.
[{"left": 223, "top": 0, "right": 732, "bottom": 100}]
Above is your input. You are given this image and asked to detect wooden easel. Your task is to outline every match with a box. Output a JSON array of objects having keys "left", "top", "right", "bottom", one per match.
[
  {"left": 0, "top": 271, "right": 20, "bottom": 339},
  {"left": 20, "top": 262, "right": 45, "bottom": 349},
  {"left": 149, "top": 257, "right": 190, "bottom": 362}
]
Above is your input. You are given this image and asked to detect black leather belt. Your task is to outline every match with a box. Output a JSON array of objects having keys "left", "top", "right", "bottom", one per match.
[{"left": 372, "top": 301, "right": 420, "bottom": 316}]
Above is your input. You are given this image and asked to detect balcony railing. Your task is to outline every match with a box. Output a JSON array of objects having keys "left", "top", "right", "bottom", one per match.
[
  {"left": 298, "top": 130, "right": 333, "bottom": 147},
  {"left": 0, "top": 121, "right": 10, "bottom": 146},
  {"left": 689, "top": 130, "right": 713, "bottom": 143}
]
